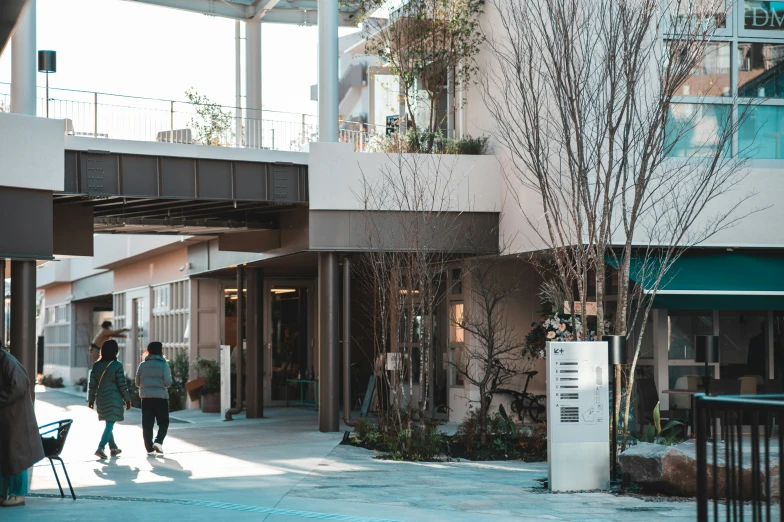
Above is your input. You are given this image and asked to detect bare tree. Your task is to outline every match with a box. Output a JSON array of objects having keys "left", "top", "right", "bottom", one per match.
[
  {"left": 483, "top": 0, "right": 759, "bottom": 447},
  {"left": 355, "top": 152, "right": 465, "bottom": 438},
  {"left": 450, "top": 249, "right": 532, "bottom": 445}
]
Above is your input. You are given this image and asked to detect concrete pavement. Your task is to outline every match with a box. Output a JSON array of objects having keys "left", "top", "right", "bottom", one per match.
[{"left": 2, "top": 389, "right": 703, "bottom": 521}]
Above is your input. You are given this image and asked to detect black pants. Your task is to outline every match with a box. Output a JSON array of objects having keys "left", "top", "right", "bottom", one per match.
[{"left": 141, "top": 398, "right": 170, "bottom": 452}]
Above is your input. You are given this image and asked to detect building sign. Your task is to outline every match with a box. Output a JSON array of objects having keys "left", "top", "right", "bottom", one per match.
[
  {"left": 563, "top": 301, "right": 598, "bottom": 316},
  {"left": 745, "top": 2, "right": 784, "bottom": 30},
  {"left": 546, "top": 341, "right": 610, "bottom": 492}
]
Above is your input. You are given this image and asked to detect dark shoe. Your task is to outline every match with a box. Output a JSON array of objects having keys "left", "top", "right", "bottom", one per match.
[
  {"left": 110, "top": 448, "right": 122, "bottom": 457},
  {"left": 94, "top": 449, "right": 108, "bottom": 459}
]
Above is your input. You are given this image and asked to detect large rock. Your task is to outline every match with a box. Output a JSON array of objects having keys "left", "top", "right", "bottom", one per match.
[{"left": 619, "top": 440, "right": 779, "bottom": 499}]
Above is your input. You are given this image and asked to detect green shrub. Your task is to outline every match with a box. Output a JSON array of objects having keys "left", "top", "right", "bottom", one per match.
[
  {"left": 192, "top": 357, "right": 221, "bottom": 395},
  {"left": 167, "top": 350, "right": 189, "bottom": 412},
  {"left": 385, "top": 421, "right": 445, "bottom": 462},
  {"left": 41, "top": 374, "right": 64, "bottom": 388}
]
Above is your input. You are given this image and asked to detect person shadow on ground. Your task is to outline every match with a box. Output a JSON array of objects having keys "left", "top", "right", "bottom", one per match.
[
  {"left": 146, "top": 455, "right": 193, "bottom": 483},
  {"left": 94, "top": 458, "right": 141, "bottom": 485}
]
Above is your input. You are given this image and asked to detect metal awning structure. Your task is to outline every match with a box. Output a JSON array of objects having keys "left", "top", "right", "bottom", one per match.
[
  {"left": 124, "top": 0, "right": 361, "bottom": 26},
  {"left": 57, "top": 148, "right": 307, "bottom": 236}
]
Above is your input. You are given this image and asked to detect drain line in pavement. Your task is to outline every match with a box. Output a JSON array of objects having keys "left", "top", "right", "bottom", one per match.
[{"left": 27, "top": 493, "right": 401, "bottom": 522}]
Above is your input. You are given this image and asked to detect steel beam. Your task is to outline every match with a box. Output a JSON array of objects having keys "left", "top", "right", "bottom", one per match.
[
  {"left": 245, "top": 266, "right": 264, "bottom": 418},
  {"left": 10, "top": 260, "right": 36, "bottom": 398},
  {"left": 318, "top": 252, "right": 339, "bottom": 432}
]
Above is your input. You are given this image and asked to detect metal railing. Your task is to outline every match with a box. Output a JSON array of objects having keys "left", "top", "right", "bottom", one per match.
[
  {"left": 695, "top": 393, "right": 784, "bottom": 522},
  {"left": 0, "top": 83, "right": 319, "bottom": 152}
]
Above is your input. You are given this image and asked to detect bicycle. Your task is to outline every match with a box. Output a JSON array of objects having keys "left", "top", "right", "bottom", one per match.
[{"left": 490, "top": 370, "right": 547, "bottom": 424}]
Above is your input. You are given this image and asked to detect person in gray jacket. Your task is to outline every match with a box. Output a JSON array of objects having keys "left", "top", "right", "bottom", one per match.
[{"left": 135, "top": 342, "right": 172, "bottom": 454}]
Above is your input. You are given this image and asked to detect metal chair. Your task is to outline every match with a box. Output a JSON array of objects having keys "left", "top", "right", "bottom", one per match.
[{"left": 39, "top": 420, "right": 76, "bottom": 500}]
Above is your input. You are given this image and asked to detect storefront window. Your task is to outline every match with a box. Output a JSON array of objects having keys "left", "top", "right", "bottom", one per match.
[
  {"left": 718, "top": 313, "right": 766, "bottom": 379},
  {"left": 738, "top": 43, "right": 784, "bottom": 98},
  {"left": 668, "top": 311, "right": 713, "bottom": 360},
  {"left": 669, "top": 365, "right": 711, "bottom": 389},
  {"left": 738, "top": 105, "right": 784, "bottom": 158},
  {"left": 665, "top": 104, "right": 731, "bottom": 157}
]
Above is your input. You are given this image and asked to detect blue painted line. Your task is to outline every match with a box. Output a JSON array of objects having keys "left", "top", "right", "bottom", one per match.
[{"left": 28, "top": 493, "right": 403, "bottom": 522}]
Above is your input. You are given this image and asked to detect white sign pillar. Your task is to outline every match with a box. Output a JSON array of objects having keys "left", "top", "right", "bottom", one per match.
[
  {"left": 546, "top": 341, "right": 610, "bottom": 492},
  {"left": 220, "top": 345, "right": 231, "bottom": 417}
]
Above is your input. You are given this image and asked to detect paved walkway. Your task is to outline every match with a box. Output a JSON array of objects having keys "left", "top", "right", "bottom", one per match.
[{"left": 3, "top": 389, "right": 701, "bottom": 521}]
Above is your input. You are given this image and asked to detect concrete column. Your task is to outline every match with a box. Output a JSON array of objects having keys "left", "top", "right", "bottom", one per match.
[
  {"left": 234, "top": 20, "right": 243, "bottom": 148},
  {"left": 318, "top": 0, "right": 339, "bottom": 142},
  {"left": 245, "top": 267, "right": 264, "bottom": 418},
  {"left": 318, "top": 252, "right": 339, "bottom": 432},
  {"left": 11, "top": 0, "right": 36, "bottom": 116},
  {"left": 0, "top": 259, "right": 5, "bottom": 347},
  {"left": 10, "top": 260, "right": 36, "bottom": 397},
  {"left": 342, "top": 257, "right": 351, "bottom": 423},
  {"left": 245, "top": 18, "right": 262, "bottom": 148}
]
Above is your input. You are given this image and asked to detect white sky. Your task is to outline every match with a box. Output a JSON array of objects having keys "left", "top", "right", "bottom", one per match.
[{"left": 0, "top": 0, "right": 359, "bottom": 115}]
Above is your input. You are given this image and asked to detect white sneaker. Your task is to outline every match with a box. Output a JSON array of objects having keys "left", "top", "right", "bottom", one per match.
[
  {"left": 1, "top": 494, "right": 25, "bottom": 507},
  {"left": 153, "top": 442, "right": 164, "bottom": 454}
]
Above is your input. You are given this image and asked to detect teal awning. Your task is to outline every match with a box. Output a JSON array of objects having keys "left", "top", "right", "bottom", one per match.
[{"left": 619, "top": 251, "right": 784, "bottom": 311}]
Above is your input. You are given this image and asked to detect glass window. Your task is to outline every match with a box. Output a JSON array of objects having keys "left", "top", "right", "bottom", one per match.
[
  {"left": 669, "top": 365, "right": 711, "bottom": 389},
  {"left": 450, "top": 303, "right": 464, "bottom": 343},
  {"left": 672, "top": 0, "right": 727, "bottom": 30},
  {"left": 738, "top": 104, "right": 784, "bottom": 158},
  {"left": 718, "top": 313, "right": 765, "bottom": 378},
  {"left": 668, "top": 312, "right": 713, "bottom": 360},
  {"left": 738, "top": 42, "right": 784, "bottom": 98},
  {"left": 666, "top": 103, "right": 731, "bottom": 157},
  {"left": 672, "top": 42, "right": 731, "bottom": 97},
  {"left": 451, "top": 268, "right": 462, "bottom": 295},
  {"left": 744, "top": 1, "right": 784, "bottom": 31}
]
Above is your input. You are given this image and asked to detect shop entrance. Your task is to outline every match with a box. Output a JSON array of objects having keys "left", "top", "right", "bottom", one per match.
[{"left": 264, "top": 280, "right": 315, "bottom": 406}]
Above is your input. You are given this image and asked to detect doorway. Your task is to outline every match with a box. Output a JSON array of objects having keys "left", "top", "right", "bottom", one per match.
[{"left": 264, "top": 280, "right": 314, "bottom": 406}]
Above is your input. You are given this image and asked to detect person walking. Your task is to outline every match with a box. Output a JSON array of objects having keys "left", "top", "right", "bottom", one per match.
[
  {"left": 90, "top": 321, "right": 129, "bottom": 366},
  {"left": 135, "top": 342, "right": 172, "bottom": 455},
  {"left": 88, "top": 340, "right": 132, "bottom": 459},
  {"left": 0, "top": 343, "right": 45, "bottom": 508}
]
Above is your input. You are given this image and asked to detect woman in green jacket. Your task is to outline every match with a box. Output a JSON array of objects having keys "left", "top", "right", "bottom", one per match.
[{"left": 88, "top": 340, "right": 132, "bottom": 459}]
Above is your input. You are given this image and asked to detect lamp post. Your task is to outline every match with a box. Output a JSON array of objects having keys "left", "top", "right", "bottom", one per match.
[
  {"left": 604, "top": 335, "right": 627, "bottom": 482},
  {"left": 695, "top": 335, "right": 719, "bottom": 395},
  {"left": 37, "top": 50, "right": 56, "bottom": 118}
]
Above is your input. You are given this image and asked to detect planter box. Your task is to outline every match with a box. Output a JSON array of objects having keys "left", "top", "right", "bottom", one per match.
[{"left": 200, "top": 392, "right": 220, "bottom": 413}]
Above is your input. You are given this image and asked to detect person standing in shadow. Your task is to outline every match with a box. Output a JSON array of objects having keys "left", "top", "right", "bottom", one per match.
[
  {"left": 0, "top": 343, "right": 45, "bottom": 508},
  {"left": 89, "top": 340, "right": 132, "bottom": 459},
  {"left": 135, "top": 342, "right": 172, "bottom": 455}
]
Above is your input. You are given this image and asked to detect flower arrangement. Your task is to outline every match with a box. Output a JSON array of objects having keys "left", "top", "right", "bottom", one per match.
[{"left": 523, "top": 313, "right": 612, "bottom": 359}]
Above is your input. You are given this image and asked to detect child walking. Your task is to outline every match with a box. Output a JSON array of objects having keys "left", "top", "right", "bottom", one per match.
[
  {"left": 135, "top": 342, "right": 172, "bottom": 454},
  {"left": 88, "top": 340, "right": 132, "bottom": 459}
]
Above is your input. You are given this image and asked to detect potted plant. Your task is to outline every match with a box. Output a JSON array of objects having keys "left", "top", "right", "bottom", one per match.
[
  {"left": 192, "top": 357, "right": 221, "bottom": 413},
  {"left": 75, "top": 377, "right": 87, "bottom": 393}
]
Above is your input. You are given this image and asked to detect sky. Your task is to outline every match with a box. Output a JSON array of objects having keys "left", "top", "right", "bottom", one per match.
[{"left": 0, "top": 0, "right": 359, "bottom": 115}]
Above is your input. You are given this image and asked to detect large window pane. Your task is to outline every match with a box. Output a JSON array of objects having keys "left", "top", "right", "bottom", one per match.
[
  {"left": 738, "top": 43, "right": 784, "bottom": 97},
  {"left": 744, "top": 1, "right": 784, "bottom": 30},
  {"left": 718, "top": 313, "right": 765, "bottom": 379},
  {"left": 666, "top": 104, "right": 731, "bottom": 157},
  {"left": 668, "top": 312, "right": 713, "bottom": 360},
  {"left": 738, "top": 105, "right": 784, "bottom": 158},
  {"left": 673, "top": 42, "right": 730, "bottom": 97}
]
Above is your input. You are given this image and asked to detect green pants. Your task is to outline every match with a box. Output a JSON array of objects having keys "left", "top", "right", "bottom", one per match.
[{"left": 0, "top": 469, "right": 29, "bottom": 497}]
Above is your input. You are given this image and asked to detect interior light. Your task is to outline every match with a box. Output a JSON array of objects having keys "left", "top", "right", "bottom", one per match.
[{"left": 271, "top": 288, "right": 297, "bottom": 294}]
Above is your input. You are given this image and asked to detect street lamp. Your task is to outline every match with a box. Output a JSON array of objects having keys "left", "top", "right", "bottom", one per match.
[
  {"left": 604, "top": 335, "right": 627, "bottom": 483},
  {"left": 695, "top": 335, "right": 719, "bottom": 395},
  {"left": 37, "top": 50, "right": 56, "bottom": 118}
]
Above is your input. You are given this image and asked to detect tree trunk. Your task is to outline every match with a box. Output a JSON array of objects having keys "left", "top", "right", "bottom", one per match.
[{"left": 479, "top": 386, "right": 488, "bottom": 446}]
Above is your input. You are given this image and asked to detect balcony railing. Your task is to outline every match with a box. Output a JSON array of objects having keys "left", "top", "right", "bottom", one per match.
[{"left": 0, "top": 83, "right": 319, "bottom": 153}]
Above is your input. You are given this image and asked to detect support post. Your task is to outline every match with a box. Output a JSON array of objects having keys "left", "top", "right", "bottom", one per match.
[
  {"left": 343, "top": 257, "right": 351, "bottom": 425},
  {"left": 225, "top": 265, "right": 245, "bottom": 420},
  {"left": 235, "top": 20, "right": 242, "bottom": 148},
  {"left": 245, "top": 19, "right": 262, "bottom": 148},
  {"left": 10, "top": 261, "right": 37, "bottom": 398},
  {"left": 0, "top": 259, "right": 5, "bottom": 347},
  {"left": 319, "top": 252, "right": 339, "bottom": 432},
  {"left": 318, "top": 0, "right": 339, "bottom": 143},
  {"left": 246, "top": 267, "right": 264, "bottom": 418},
  {"left": 93, "top": 92, "right": 98, "bottom": 137},
  {"left": 11, "top": 0, "right": 36, "bottom": 116}
]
